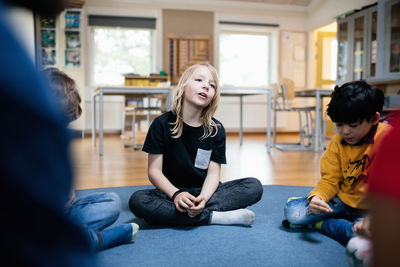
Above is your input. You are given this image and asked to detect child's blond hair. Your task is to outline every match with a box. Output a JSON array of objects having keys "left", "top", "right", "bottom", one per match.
[{"left": 171, "top": 62, "right": 220, "bottom": 139}]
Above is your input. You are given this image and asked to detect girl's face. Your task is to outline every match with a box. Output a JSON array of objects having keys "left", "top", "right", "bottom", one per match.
[{"left": 183, "top": 66, "right": 216, "bottom": 109}]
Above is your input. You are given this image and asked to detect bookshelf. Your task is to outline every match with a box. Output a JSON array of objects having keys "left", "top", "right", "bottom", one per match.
[
  {"left": 37, "top": 15, "right": 58, "bottom": 68},
  {"left": 167, "top": 35, "right": 210, "bottom": 84},
  {"left": 64, "top": 9, "right": 82, "bottom": 68}
]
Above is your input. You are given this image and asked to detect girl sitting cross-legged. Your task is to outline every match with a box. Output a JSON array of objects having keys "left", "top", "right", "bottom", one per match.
[{"left": 129, "top": 62, "right": 263, "bottom": 226}]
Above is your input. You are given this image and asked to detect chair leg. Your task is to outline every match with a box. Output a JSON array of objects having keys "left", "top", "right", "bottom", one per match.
[
  {"left": 121, "top": 110, "right": 126, "bottom": 145},
  {"left": 298, "top": 111, "right": 305, "bottom": 146},
  {"left": 131, "top": 110, "right": 136, "bottom": 149},
  {"left": 305, "top": 110, "right": 313, "bottom": 146},
  {"left": 321, "top": 111, "right": 328, "bottom": 150}
]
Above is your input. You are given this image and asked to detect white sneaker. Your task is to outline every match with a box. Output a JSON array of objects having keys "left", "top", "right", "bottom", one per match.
[
  {"left": 130, "top": 223, "right": 139, "bottom": 241},
  {"left": 346, "top": 236, "right": 372, "bottom": 267}
]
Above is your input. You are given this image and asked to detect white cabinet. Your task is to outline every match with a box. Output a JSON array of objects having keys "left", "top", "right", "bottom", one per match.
[
  {"left": 63, "top": 9, "right": 82, "bottom": 68},
  {"left": 337, "top": 0, "right": 400, "bottom": 85},
  {"left": 36, "top": 15, "right": 58, "bottom": 68}
]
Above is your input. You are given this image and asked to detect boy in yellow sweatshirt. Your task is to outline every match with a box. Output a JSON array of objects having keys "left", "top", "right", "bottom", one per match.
[{"left": 282, "top": 81, "right": 391, "bottom": 246}]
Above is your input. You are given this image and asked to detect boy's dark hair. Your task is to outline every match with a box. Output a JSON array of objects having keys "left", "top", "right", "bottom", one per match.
[
  {"left": 42, "top": 67, "right": 82, "bottom": 123},
  {"left": 327, "top": 80, "right": 384, "bottom": 123}
]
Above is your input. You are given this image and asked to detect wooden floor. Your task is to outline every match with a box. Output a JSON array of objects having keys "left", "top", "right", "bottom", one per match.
[{"left": 71, "top": 132, "right": 325, "bottom": 190}]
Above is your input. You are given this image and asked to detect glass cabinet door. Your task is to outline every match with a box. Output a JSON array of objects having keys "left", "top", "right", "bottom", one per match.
[
  {"left": 39, "top": 15, "right": 57, "bottom": 68},
  {"left": 337, "top": 22, "right": 348, "bottom": 82},
  {"left": 370, "top": 10, "right": 378, "bottom": 77},
  {"left": 64, "top": 10, "right": 81, "bottom": 68},
  {"left": 353, "top": 16, "right": 365, "bottom": 80},
  {"left": 389, "top": 1, "right": 400, "bottom": 73}
]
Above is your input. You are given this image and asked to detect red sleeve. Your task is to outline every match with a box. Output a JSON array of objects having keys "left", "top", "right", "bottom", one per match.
[{"left": 368, "top": 112, "right": 400, "bottom": 202}]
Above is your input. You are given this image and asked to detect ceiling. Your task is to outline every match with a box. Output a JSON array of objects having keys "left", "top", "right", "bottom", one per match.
[{"left": 216, "top": 0, "right": 313, "bottom": 7}]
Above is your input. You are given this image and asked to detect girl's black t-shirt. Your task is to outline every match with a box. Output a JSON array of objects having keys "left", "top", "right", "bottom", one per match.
[{"left": 142, "top": 111, "right": 226, "bottom": 188}]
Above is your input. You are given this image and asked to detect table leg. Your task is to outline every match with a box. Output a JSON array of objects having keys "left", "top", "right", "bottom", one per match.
[
  {"left": 314, "top": 90, "right": 321, "bottom": 152},
  {"left": 147, "top": 97, "right": 151, "bottom": 125},
  {"left": 167, "top": 89, "right": 172, "bottom": 110},
  {"left": 240, "top": 95, "right": 243, "bottom": 146},
  {"left": 267, "top": 91, "right": 271, "bottom": 153},
  {"left": 319, "top": 96, "right": 326, "bottom": 150},
  {"left": 99, "top": 90, "right": 104, "bottom": 156},
  {"left": 92, "top": 93, "right": 96, "bottom": 147}
]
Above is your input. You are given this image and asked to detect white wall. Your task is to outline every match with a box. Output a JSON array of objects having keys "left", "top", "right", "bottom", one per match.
[
  {"left": 214, "top": 11, "right": 307, "bottom": 132},
  {"left": 8, "top": 0, "right": 378, "bottom": 133},
  {"left": 4, "top": 7, "right": 35, "bottom": 63},
  {"left": 85, "top": 0, "right": 309, "bottom": 133},
  {"left": 306, "top": 0, "right": 377, "bottom": 30}
]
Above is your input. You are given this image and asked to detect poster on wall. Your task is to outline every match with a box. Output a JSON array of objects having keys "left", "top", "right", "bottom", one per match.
[
  {"left": 65, "top": 50, "right": 80, "bottom": 67},
  {"left": 280, "top": 30, "right": 307, "bottom": 88},
  {"left": 65, "top": 31, "right": 81, "bottom": 48},
  {"left": 36, "top": 15, "right": 57, "bottom": 67}
]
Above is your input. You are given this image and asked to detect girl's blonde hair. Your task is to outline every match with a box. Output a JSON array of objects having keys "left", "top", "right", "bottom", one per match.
[{"left": 170, "top": 62, "right": 220, "bottom": 139}]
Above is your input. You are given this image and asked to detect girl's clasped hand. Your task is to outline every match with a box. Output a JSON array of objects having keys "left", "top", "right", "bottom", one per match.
[{"left": 173, "top": 191, "right": 205, "bottom": 218}]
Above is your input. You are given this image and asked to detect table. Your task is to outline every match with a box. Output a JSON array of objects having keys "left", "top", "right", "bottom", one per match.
[
  {"left": 220, "top": 87, "right": 274, "bottom": 152},
  {"left": 295, "top": 89, "right": 333, "bottom": 151},
  {"left": 92, "top": 86, "right": 273, "bottom": 155},
  {"left": 92, "top": 86, "right": 173, "bottom": 156}
]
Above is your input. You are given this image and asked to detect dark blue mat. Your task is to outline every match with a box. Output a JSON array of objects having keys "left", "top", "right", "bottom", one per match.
[{"left": 76, "top": 185, "right": 347, "bottom": 267}]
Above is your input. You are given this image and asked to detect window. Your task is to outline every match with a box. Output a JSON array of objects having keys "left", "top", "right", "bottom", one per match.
[
  {"left": 219, "top": 29, "right": 271, "bottom": 87},
  {"left": 92, "top": 27, "right": 154, "bottom": 85}
]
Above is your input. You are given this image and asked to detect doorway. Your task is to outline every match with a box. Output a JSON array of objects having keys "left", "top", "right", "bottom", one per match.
[{"left": 316, "top": 31, "right": 337, "bottom": 88}]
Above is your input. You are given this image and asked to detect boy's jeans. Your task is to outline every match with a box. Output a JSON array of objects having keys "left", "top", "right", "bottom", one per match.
[
  {"left": 67, "top": 192, "right": 133, "bottom": 251},
  {"left": 284, "top": 195, "right": 365, "bottom": 246}
]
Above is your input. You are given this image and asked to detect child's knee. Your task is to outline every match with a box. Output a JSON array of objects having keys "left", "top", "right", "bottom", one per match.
[
  {"left": 104, "top": 192, "right": 122, "bottom": 214},
  {"left": 129, "top": 191, "right": 146, "bottom": 216},
  {"left": 246, "top": 177, "right": 263, "bottom": 201}
]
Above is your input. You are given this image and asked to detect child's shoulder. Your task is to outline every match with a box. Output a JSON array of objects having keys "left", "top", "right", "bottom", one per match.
[
  {"left": 375, "top": 122, "right": 392, "bottom": 143},
  {"left": 212, "top": 117, "right": 224, "bottom": 127},
  {"left": 377, "top": 122, "right": 392, "bottom": 132},
  {"left": 154, "top": 111, "right": 175, "bottom": 123},
  {"left": 329, "top": 133, "right": 343, "bottom": 144}
]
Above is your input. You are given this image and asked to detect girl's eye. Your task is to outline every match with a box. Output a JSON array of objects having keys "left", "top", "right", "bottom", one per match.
[
  {"left": 350, "top": 124, "right": 358, "bottom": 128},
  {"left": 210, "top": 84, "right": 216, "bottom": 89},
  {"left": 195, "top": 78, "right": 202, "bottom": 82}
]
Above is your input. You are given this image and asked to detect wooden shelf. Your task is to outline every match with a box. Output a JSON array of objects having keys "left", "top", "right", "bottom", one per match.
[
  {"left": 124, "top": 75, "right": 169, "bottom": 86},
  {"left": 167, "top": 35, "right": 210, "bottom": 84}
]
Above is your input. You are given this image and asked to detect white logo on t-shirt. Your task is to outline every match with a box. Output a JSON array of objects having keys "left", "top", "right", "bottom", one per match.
[{"left": 194, "top": 148, "right": 212, "bottom": 170}]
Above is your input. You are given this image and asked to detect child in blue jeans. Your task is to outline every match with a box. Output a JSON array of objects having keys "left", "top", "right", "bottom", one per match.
[
  {"left": 282, "top": 81, "right": 391, "bottom": 246},
  {"left": 43, "top": 68, "right": 138, "bottom": 251}
]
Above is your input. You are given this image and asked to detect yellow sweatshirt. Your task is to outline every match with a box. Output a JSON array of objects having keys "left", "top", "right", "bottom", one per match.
[{"left": 308, "top": 123, "right": 392, "bottom": 210}]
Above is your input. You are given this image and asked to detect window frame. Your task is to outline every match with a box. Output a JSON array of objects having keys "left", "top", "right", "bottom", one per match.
[
  {"left": 217, "top": 23, "right": 278, "bottom": 88},
  {"left": 88, "top": 25, "right": 157, "bottom": 87}
]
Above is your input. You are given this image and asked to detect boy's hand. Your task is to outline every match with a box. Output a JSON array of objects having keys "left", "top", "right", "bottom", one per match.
[
  {"left": 187, "top": 196, "right": 206, "bottom": 218},
  {"left": 353, "top": 216, "right": 371, "bottom": 238},
  {"left": 174, "top": 192, "right": 196, "bottom": 213},
  {"left": 309, "top": 196, "right": 333, "bottom": 214}
]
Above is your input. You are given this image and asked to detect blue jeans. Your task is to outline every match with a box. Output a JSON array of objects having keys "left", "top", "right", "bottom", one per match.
[
  {"left": 284, "top": 195, "right": 365, "bottom": 246},
  {"left": 67, "top": 192, "right": 133, "bottom": 251}
]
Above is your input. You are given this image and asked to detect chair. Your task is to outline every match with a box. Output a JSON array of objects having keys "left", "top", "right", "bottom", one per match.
[
  {"left": 273, "top": 78, "right": 315, "bottom": 151},
  {"left": 120, "top": 95, "right": 166, "bottom": 150}
]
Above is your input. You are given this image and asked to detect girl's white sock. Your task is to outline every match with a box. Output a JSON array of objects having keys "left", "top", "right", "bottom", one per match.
[{"left": 210, "top": 209, "right": 255, "bottom": 226}]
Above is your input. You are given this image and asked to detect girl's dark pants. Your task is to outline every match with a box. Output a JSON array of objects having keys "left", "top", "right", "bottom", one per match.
[{"left": 129, "top": 177, "right": 263, "bottom": 226}]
